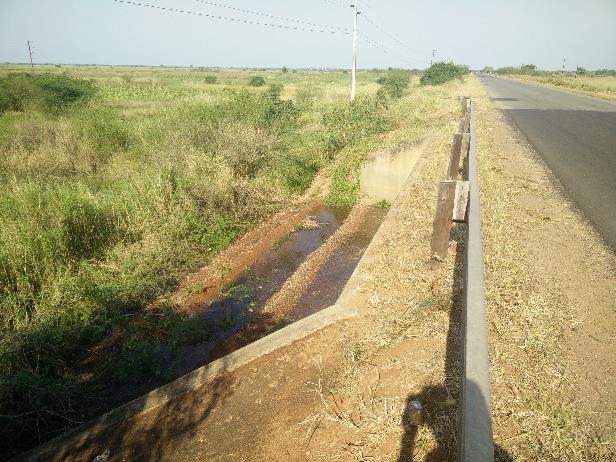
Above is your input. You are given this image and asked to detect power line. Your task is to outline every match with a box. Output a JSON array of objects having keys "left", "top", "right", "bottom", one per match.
[
  {"left": 191, "top": 0, "right": 349, "bottom": 32},
  {"left": 358, "top": 32, "right": 424, "bottom": 68},
  {"left": 111, "top": 0, "right": 350, "bottom": 35},
  {"left": 361, "top": 12, "right": 426, "bottom": 57}
]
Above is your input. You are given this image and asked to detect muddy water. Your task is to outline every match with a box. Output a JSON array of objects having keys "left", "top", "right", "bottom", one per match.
[
  {"left": 175, "top": 206, "right": 350, "bottom": 372},
  {"left": 176, "top": 205, "right": 386, "bottom": 374},
  {"left": 287, "top": 206, "right": 387, "bottom": 320}
]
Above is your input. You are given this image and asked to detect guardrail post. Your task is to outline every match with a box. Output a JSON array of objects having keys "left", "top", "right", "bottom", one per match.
[{"left": 430, "top": 179, "right": 456, "bottom": 264}]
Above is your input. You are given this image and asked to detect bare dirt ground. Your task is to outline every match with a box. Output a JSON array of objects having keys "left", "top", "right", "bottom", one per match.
[{"left": 38, "top": 77, "right": 615, "bottom": 462}]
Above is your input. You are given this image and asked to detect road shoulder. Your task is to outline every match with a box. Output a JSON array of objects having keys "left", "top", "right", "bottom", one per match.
[{"left": 474, "top": 79, "right": 616, "bottom": 460}]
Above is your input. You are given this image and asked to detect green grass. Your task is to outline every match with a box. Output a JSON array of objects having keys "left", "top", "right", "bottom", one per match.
[{"left": 0, "top": 65, "right": 404, "bottom": 457}]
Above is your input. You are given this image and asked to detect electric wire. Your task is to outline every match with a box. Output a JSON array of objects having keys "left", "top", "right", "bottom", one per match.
[
  {"left": 112, "top": 0, "right": 350, "bottom": 35},
  {"left": 358, "top": 32, "right": 424, "bottom": 68},
  {"left": 191, "top": 0, "right": 349, "bottom": 31},
  {"left": 361, "top": 12, "right": 427, "bottom": 57}
]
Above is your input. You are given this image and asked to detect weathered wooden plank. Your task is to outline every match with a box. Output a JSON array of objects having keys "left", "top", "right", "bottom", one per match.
[
  {"left": 460, "top": 96, "right": 469, "bottom": 116},
  {"left": 461, "top": 132, "right": 470, "bottom": 161},
  {"left": 453, "top": 180, "right": 470, "bottom": 222},
  {"left": 458, "top": 113, "right": 470, "bottom": 134},
  {"left": 447, "top": 133, "right": 464, "bottom": 179},
  {"left": 430, "top": 180, "right": 456, "bottom": 263}
]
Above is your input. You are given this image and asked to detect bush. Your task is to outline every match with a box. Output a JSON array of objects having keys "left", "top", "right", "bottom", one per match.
[
  {"left": 420, "top": 62, "right": 469, "bottom": 86},
  {"left": 248, "top": 76, "right": 266, "bottom": 87},
  {"left": 377, "top": 70, "right": 411, "bottom": 98},
  {"left": 204, "top": 75, "right": 218, "bottom": 84},
  {"left": 0, "top": 73, "right": 96, "bottom": 115},
  {"left": 214, "top": 85, "right": 299, "bottom": 134},
  {"left": 321, "top": 93, "right": 391, "bottom": 155}
]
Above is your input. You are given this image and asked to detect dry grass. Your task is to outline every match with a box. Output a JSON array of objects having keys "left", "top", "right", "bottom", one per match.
[{"left": 470, "top": 76, "right": 616, "bottom": 460}]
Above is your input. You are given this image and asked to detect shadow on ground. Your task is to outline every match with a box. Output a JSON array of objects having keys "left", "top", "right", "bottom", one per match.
[{"left": 396, "top": 152, "right": 513, "bottom": 461}]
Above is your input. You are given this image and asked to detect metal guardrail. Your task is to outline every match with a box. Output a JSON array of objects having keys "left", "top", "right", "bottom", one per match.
[{"left": 458, "top": 100, "right": 494, "bottom": 461}]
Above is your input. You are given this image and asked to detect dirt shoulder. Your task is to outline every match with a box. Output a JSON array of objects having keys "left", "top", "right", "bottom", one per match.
[
  {"left": 36, "top": 76, "right": 616, "bottom": 462},
  {"left": 472, "top": 77, "right": 616, "bottom": 460}
]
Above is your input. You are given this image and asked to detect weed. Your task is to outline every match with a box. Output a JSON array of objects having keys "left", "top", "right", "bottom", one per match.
[
  {"left": 375, "top": 199, "right": 391, "bottom": 209},
  {"left": 268, "top": 316, "right": 291, "bottom": 333}
]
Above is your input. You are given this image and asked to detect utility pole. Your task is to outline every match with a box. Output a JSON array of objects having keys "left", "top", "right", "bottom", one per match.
[
  {"left": 27, "top": 40, "right": 34, "bottom": 72},
  {"left": 350, "top": 0, "right": 359, "bottom": 101},
  {"left": 562, "top": 57, "right": 565, "bottom": 74},
  {"left": 431, "top": 49, "right": 436, "bottom": 66}
]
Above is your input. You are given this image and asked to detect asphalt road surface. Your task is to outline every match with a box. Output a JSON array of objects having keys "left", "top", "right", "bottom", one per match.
[{"left": 478, "top": 75, "right": 616, "bottom": 251}]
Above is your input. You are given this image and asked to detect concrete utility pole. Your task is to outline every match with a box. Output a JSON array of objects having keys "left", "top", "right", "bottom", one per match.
[
  {"left": 431, "top": 49, "right": 436, "bottom": 66},
  {"left": 27, "top": 40, "right": 34, "bottom": 71},
  {"left": 350, "top": 0, "right": 359, "bottom": 101},
  {"left": 562, "top": 57, "right": 565, "bottom": 74}
]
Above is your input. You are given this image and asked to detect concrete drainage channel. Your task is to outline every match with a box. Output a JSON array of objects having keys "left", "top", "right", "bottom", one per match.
[{"left": 15, "top": 140, "right": 430, "bottom": 461}]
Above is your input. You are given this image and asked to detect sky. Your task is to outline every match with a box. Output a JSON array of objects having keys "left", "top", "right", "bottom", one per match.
[{"left": 1, "top": 0, "right": 615, "bottom": 70}]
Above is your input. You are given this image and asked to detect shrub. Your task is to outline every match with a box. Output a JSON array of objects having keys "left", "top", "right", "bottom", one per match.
[
  {"left": 0, "top": 73, "right": 96, "bottom": 115},
  {"left": 248, "top": 76, "right": 266, "bottom": 87},
  {"left": 204, "top": 75, "right": 218, "bottom": 84},
  {"left": 214, "top": 85, "right": 299, "bottom": 134},
  {"left": 377, "top": 70, "right": 411, "bottom": 98},
  {"left": 420, "top": 62, "right": 469, "bottom": 86},
  {"left": 321, "top": 93, "right": 391, "bottom": 155}
]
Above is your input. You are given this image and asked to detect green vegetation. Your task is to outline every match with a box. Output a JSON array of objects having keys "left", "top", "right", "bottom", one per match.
[
  {"left": 496, "top": 64, "right": 541, "bottom": 76},
  {"left": 377, "top": 69, "right": 411, "bottom": 98},
  {"left": 420, "top": 62, "right": 469, "bottom": 86},
  {"left": 204, "top": 75, "right": 218, "bottom": 84},
  {"left": 0, "top": 65, "right": 417, "bottom": 457},
  {"left": 0, "top": 73, "right": 96, "bottom": 114},
  {"left": 595, "top": 68, "right": 616, "bottom": 76},
  {"left": 322, "top": 94, "right": 392, "bottom": 206},
  {"left": 248, "top": 75, "right": 266, "bottom": 87}
]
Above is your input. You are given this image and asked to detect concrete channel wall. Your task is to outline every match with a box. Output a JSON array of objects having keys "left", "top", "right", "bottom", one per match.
[
  {"left": 360, "top": 139, "right": 427, "bottom": 202},
  {"left": 16, "top": 141, "right": 430, "bottom": 461}
]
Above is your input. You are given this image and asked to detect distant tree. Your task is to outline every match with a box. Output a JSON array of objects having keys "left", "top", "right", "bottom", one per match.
[
  {"left": 420, "top": 62, "right": 469, "bottom": 86},
  {"left": 248, "top": 76, "right": 266, "bottom": 87},
  {"left": 281, "top": 66, "right": 288, "bottom": 74},
  {"left": 576, "top": 66, "right": 587, "bottom": 75},
  {"left": 520, "top": 64, "right": 537, "bottom": 72},
  {"left": 482, "top": 66, "right": 494, "bottom": 74}
]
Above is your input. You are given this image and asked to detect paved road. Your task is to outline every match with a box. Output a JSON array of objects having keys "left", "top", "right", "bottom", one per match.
[{"left": 478, "top": 75, "right": 616, "bottom": 251}]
